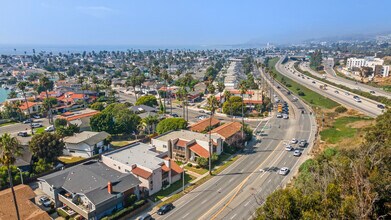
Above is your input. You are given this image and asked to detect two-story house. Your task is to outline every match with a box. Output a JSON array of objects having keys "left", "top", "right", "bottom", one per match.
[
  {"left": 63, "top": 131, "right": 110, "bottom": 158},
  {"left": 102, "top": 142, "right": 183, "bottom": 196}
]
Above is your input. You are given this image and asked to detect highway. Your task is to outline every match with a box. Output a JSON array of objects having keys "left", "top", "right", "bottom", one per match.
[
  {"left": 276, "top": 57, "right": 384, "bottom": 117},
  {"left": 302, "top": 59, "right": 391, "bottom": 99},
  {"left": 146, "top": 63, "right": 316, "bottom": 220}
]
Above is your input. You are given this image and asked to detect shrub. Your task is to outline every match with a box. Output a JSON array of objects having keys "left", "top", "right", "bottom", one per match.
[
  {"left": 335, "top": 106, "right": 348, "bottom": 113},
  {"left": 156, "top": 118, "right": 188, "bottom": 134},
  {"left": 187, "top": 163, "right": 193, "bottom": 167},
  {"left": 298, "top": 91, "right": 305, "bottom": 96},
  {"left": 57, "top": 209, "right": 70, "bottom": 220}
]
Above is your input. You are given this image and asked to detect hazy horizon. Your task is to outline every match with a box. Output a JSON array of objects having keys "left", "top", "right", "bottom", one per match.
[{"left": 1, "top": 0, "right": 391, "bottom": 47}]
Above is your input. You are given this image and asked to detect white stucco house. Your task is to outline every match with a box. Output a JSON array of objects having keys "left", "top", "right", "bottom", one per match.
[{"left": 63, "top": 131, "right": 110, "bottom": 158}]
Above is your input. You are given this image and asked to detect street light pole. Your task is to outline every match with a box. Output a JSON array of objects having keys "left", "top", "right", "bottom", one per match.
[
  {"left": 182, "top": 170, "right": 185, "bottom": 194},
  {"left": 16, "top": 168, "right": 23, "bottom": 185}
]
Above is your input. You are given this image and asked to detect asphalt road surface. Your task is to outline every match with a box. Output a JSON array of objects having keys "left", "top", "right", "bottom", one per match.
[
  {"left": 303, "top": 59, "right": 391, "bottom": 99},
  {"left": 148, "top": 65, "right": 316, "bottom": 220},
  {"left": 277, "top": 57, "right": 383, "bottom": 117}
]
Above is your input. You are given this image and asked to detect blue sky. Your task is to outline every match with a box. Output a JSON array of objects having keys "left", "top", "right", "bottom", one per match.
[{"left": 1, "top": 0, "right": 391, "bottom": 46}]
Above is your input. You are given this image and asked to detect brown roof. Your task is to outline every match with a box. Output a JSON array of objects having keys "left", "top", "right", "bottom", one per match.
[
  {"left": 211, "top": 122, "right": 242, "bottom": 139},
  {"left": 59, "top": 111, "right": 99, "bottom": 121},
  {"left": 0, "top": 185, "right": 51, "bottom": 220},
  {"left": 161, "top": 164, "right": 170, "bottom": 172},
  {"left": 175, "top": 139, "right": 188, "bottom": 147},
  {"left": 163, "top": 158, "right": 183, "bottom": 176},
  {"left": 190, "top": 117, "right": 220, "bottom": 132},
  {"left": 189, "top": 143, "right": 210, "bottom": 158},
  {"left": 132, "top": 167, "right": 152, "bottom": 179}
]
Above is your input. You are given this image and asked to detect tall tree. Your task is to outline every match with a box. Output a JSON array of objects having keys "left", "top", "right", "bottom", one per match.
[
  {"left": 217, "top": 82, "right": 225, "bottom": 106},
  {"left": 0, "top": 133, "right": 22, "bottom": 220},
  {"left": 17, "top": 82, "right": 34, "bottom": 134},
  {"left": 239, "top": 80, "right": 248, "bottom": 138},
  {"left": 77, "top": 76, "right": 87, "bottom": 107},
  {"left": 206, "top": 95, "right": 219, "bottom": 175},
  {"left": 39, "top": 76, "right": 54, "bottom": 124},
  {"left": 29, "top": 133, "right": 64, "bottom": 163}
]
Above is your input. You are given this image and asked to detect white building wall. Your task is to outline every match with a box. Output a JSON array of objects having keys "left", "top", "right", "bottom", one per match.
[{"left": 63, "top": 142, "right": 93, "bottom": 158}]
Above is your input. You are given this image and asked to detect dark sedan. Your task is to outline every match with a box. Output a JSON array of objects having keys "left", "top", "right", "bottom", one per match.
[{"left": 157, "top": 203, "right": 174, "bottom": 215}]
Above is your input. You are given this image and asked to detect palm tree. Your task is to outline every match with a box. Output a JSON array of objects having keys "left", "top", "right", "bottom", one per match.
[
  {"left": 217, "top": 82, "right": 225, "bottom": 107},
  {"left": 142, "top": 115, "right": 159, "bottom": 134},
  {"left": 77, "top": 76, "right": 87, "bottom": 107},
  {"left": 40, "top": 76, "right": 54, "bottom": 124},
  {"left": 17, "top": 82, "right": 34, "bottom": 134},
  {"left": 239, "top": 80, "right": 248, "bottom": 139},
  {"left": 206, "top": 95, "right": 219, "bottom": 175},
  {"left": 0, "top": 133, "right": 23, "bottom": 220},
  {"left": 177, "top": 86, "right": 188, "bottom": 121},
  {"left": 129, "top": 74, "right": 139, "bottom": 101}
]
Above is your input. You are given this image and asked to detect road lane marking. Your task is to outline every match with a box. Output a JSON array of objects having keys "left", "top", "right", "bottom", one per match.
[
  {"left": 230, "top": 214, "right": 237, "bottom": 219},
  {"left": 268, "top": 179, "right": 272, "bottom": 183},
  {"left": 244, "top": 200, "right": 251, "bottom": 207},
  {"left": 182, "top": 213, "right": 190, "bottom": 219},
  {"left": 201, "top": 199, "right": 208, "bottom": 204}
]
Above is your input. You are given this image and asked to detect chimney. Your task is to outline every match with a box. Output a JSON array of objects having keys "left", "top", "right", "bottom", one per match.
[{"left": 107, "top": 181, "right": 113, "bottom": 194}]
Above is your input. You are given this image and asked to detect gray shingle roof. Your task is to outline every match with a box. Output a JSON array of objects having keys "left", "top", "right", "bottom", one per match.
[
  {"left": 38, "top": 160, "right": 141, "bottom": 205},
  {"left": 63, "top": 131, "right": 109, "bottom": 146}
]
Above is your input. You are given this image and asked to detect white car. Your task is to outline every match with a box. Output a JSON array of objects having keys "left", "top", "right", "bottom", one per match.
[
  {"left": 293, "top": 149, "right": 302, "bottom": 157},
  {"left": 39, "top": 196, "right": 52, "bottom": 207},
  {"left": 33, "top": 115, "right": 41, "bottom": 119},
  {"left": 283, "top": 114, "right": 289, "bottom": 119},
  {"left": 31, "top": 123, "right": 43, "bottom": 128},
  {"left": 44, "top": 125, "right": 54, "bottom": 132},
  {"left": 285, "top": 145, "right": 293, "bottom": 151},
  {"left": 290, "top": 138, "right": 298, "bottom": 144},
  {"left": 279, "top": 167, "right": 290, "bottom": 175}
]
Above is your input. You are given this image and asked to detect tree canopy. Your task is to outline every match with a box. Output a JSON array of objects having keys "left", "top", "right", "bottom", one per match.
[
  {"left": 135, "top": 95, "right": 158, "bottom": 107},
  {"left": 90, "top": 103, "right": 141, "bottom": 135},
  {"left": 29, "top": 132, "right": 64, "bottom": 163},
  {"left": 156, "top": 118, "right": 188, "bottom": 134}
]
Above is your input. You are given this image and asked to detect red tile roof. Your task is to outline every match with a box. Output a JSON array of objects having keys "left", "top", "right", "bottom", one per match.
[
  {"left": 176, "top": 139, "right": 188, "bottom": 147},
  {"left": 229, "top": 90, "right": 255, "bottom": 95},
  {"left": 243, "top": 100, "right": 262, "bottom": 104},
  {"left": 190, "top": 117, "right": 220, "bottom": 133},
  {"left": 0, "top": 185, "right": 51, "bottom": 220},
  {"left": 211, "top": 122, "right": 242, "bottom": 139},
  {"left": 162, "top": 157, "right": 183, "bottom": 176},
  {"left": 59, "top": 111, "right": 99, "bottom": 121},
  {"left": 19, "top": 101, "right": 40, "bottom": 110},
  {"left": 161, "top": 164, "right": 170, "bottom": 172},
  {"left": 189, "top": 143, "right": 210, "bottom": 158},
  {"left": 132, "top": 167, "right": 152, "bottom": 179}
]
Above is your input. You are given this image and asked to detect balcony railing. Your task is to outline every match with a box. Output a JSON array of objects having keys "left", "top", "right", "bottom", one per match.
[{"left": 58, "top": 194, "right": 91, "bottom": 219}]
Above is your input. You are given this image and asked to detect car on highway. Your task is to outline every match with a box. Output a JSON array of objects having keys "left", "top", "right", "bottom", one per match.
[
  {"left": 292, "top": 97, "right": 298, "bottom": 101},
  {"left": 345, "top": 92, "right": 350, "bottom": 96},
  {"left": 285, "top": 144, "right": 293, "bottom": 151},
  {"left": 307, "top": 77, "right": 310, "bottom": 79},
  {"left": 17, "top": 131, "right": 28, "bottom": 137},
  {"left": 293, "top": 149, "right": 302, "bottom": 157},
  {"left": 278, "top": 167, "right": 290, "bottom": 175},
  {"left": 276, "top": 86, "right": 280, "bottom": 89},
  {"left": 45, "top": 125, "right": 54, "bottom": 132},
  {"left": 31, "top": 123, "right": 43, "bottom": 128},
  {"left": 370, "top": 90, "right": 375, "bottom": 94},
  {"left": 291, "top": 138, "right": 298, "bottom": 144},
  {"left": 138, "top": 213, "right": 153, "bottom": 220},
  {"left": 353, "top": 96, "right": 361, "bottom": 102},
  {"left": 312, "top": 81, "right": 316, "bottom": 84},
  {"left": 23, "top": 119, "right": 32, "bottom": 124},
  {"left": 157, "top": 203, "right": 174, "bottom": 215},
  {"left": 39, "top": 196, "right": 52, "bottom": 207},
  {"left": 299, "top": 139, "right": 307, "bottom": 147},
  {"left": 377, "top": 104, "right": 385, "bottom": 109},
  {"left": 334, "top": 90, "right": 339, "bottom": 94}
]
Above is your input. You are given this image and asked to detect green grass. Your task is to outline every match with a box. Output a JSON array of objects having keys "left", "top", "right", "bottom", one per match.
[
  {"left": 34, "top": 127, "right": 46, "bottom": 134},
  {"left": 111, "top": 141, "right": 133, "bottom": 148},
  {"left": 0, "top": 121, "right": 17, "bottom": 127},
  {"left": 185, "top": 165, "right": 208, "bottom": 175},
  {"left": 150, "top": 173, "right": 196, "bottom": 202},
  {"left": 268, "top": 58, "right": 340, "bottom": 109},
  {"left": 212, "top": 155, "right": 239, "bottom": 175},
  {"left": 320, "top": 116, "right": 371, "bottom": 144},
  {"left": 58, "top": 156, "right": 86, "bottom": 164}
]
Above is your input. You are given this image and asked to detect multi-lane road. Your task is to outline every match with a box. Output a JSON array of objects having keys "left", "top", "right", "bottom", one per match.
[
  {"left": 303, "top": 59, "right": 391, "bottom": 99},
  {"left": 142, "top": 63, "right": 316, "bottom": 220},
  {"left": 276, "top": 57, "right": 384, "bottom": 117}
]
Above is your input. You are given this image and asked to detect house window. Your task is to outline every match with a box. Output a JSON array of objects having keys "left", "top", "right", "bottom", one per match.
[
  {"left": 163, "top": 145, "right": 167, "bottom": 149},
  {"left": 70, "top": 150, "right": 75, "bottom": 153},
  {"left": 125, "top": 169, "right": 130, "bottom": 173},
  {"left": 118, "top": 166, "right": 121, "bottom": 170}
]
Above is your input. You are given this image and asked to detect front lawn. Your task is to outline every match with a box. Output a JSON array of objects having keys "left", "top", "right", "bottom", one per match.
[
  {"left": 58, "top": 156, "right": 85, "bottom": 164},
  {"left": 0, "top": 121, "right": 17, "bottom": 127},
  {"left": 185, "top": 165, "right": 208, "bottom": 175},
  {"left": 111, "top": 141, "right": 133, "bottom": 148},
  {"left": 34, "top": 127, "right": 46, "bottom": 134},
  {"left": 150, "top": 173, "right": 196, "bottom": 202}
]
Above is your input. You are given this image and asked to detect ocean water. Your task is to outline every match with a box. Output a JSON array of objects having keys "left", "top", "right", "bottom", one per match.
[{"left": 0, "top": 88, "right": 10, "bottom": 102}]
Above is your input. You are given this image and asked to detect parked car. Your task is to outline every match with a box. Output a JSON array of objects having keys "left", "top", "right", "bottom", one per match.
[
  {"left": 31, "top": 123, "right": 43, "bottom": 128},
  {"left": 39, "top": 196, "right": 52, "bottom": 207},
  {"left": 369, "top": 90, "right": 375, "bottom": 94},
  {"left": 283, "top": 114, "right": 289, "bottom": 119},
  {"left": 45, "top": 125, "right": 54, "bottom": 132},
  {"left": 23, "top": 119, "right": 32, "bottom": 124},
  {"left": 279, "top": 167, "right": 290, "bottom": 175},
  {"left": 276, "top": 113, "right": 282, "bottom": 118},
  {"left": 293, "top": 149, "right": 302, "bottom": 157},
  {"left": 198, "top": 110, "right": 205, "bottom": 113},
  {"left": 157, "top": 203, "right": 174, "bottom": 215},
  {"left": 17, "top": 131, "right": 28, "bottom": 137},
  {"left": 33, "top": 115, "right": 41, "bottom": 119}
]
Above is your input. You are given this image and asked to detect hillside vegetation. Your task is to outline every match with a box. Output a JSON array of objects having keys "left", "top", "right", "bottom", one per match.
[{"left": 256, "top": 110, "right": 391, "bottom": 219}]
